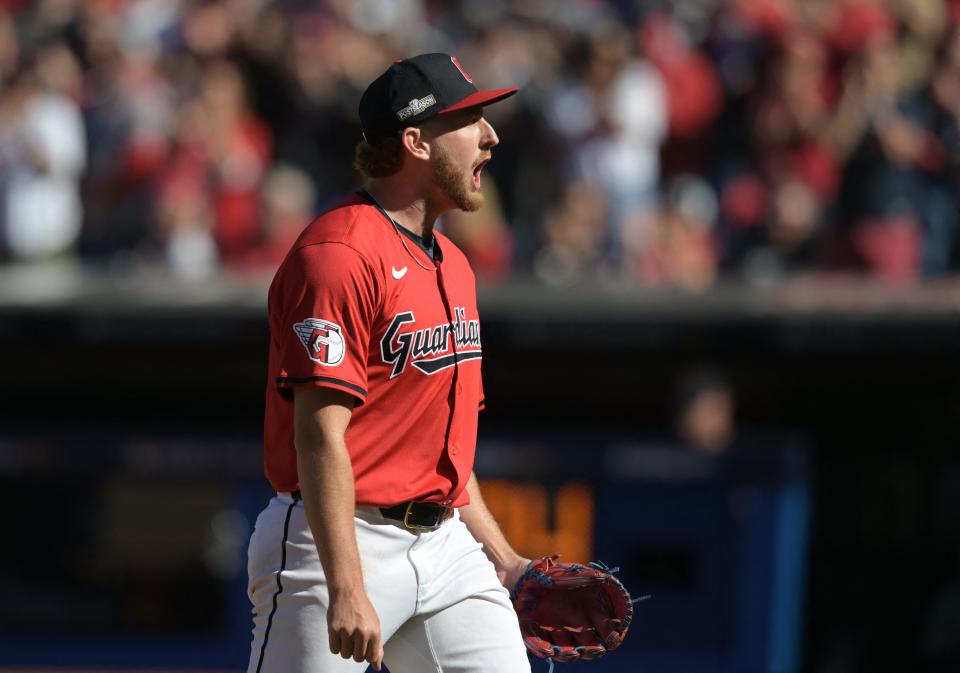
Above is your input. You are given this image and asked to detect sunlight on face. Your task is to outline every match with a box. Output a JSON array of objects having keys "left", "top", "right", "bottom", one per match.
[
  {"left": 425, "top": 107, "right": 494, "bottom": 213},
  {"left": 431, "top": 142, "right": 485, "bottom": 212}
]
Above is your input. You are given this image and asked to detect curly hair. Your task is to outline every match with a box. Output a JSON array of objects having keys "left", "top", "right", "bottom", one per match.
[{"left": 354, "top": 134, "right": 404, "bottom": 178}]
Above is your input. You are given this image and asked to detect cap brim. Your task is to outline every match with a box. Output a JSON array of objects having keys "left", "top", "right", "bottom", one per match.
[{"left": 438, "top": 87, "right": 518, "bottom": 115}]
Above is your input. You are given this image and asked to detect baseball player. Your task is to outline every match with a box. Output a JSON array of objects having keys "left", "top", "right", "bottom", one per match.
[{"left": 246, "top": 54, "right": 532, "bottom": 673}]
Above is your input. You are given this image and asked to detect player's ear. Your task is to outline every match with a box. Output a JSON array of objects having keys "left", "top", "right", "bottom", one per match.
[{"left": 400, "top": 126, "right": 430, "bottom": 162}]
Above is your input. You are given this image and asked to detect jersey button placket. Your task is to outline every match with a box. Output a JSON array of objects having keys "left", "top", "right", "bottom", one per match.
[{"left": 435, "top": 260, "right": 462, "bottom": 462}]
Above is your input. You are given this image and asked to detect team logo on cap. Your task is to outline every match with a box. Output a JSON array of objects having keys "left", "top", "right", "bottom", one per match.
[
  {"left": 396, "top": 94, "right": 436, "bottom": 120},
  {"left": 294, "top": 318, "right": 345, "bottom": 366},
  {"left": 451, "top": 56, "right": 473, "bottom": 83}
]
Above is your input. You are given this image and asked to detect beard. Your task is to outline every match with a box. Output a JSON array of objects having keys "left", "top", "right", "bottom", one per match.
[{"left": 431, "top": 143, "right": 484, "bottom": 212}]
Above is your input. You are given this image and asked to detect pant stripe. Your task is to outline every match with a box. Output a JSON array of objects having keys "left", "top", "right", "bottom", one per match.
[{"left": 254, "top": 499, "right": 297, "bottom": 673}]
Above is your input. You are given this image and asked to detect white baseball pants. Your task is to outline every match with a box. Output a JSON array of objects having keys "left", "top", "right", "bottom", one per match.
[{"left": 246, "top": 493, "right": 531, "bottom": 673}]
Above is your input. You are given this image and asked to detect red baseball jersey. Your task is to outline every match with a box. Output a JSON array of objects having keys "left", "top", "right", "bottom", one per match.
[{"left": 263, "top": 191, "right": 485, "bottom": 507}]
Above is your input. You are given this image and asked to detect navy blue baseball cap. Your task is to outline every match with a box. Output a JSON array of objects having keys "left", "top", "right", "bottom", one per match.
[{"left": 359, "top": 53, "right": 518, "bottom": 141}]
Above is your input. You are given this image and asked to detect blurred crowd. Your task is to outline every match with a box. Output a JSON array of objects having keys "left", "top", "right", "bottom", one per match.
[{"left": 4, "top": 0, "right": 960, "bottom": 287}]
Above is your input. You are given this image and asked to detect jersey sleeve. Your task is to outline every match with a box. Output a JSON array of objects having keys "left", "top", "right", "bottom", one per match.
[{"left": 273, "top": 242, "right": 381, "bottom": 404}]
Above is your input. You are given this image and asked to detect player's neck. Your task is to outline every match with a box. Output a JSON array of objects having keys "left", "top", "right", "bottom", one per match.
[{"left": 365, "top": 180, "right": 442, "bottom": 240}]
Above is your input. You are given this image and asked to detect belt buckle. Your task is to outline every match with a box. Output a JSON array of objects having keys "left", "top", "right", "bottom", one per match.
[{"left": 402, "top": 501, "right": 444, "bottom": 531}]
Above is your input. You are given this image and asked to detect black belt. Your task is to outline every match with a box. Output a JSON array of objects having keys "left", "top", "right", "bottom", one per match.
[{"left": 290, "top": 491, "right": 452, "bottom": 531}]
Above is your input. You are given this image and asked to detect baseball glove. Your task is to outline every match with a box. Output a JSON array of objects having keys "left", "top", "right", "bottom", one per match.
[{"left": 510, "top": 554, "right": 636, "bottom": 664}]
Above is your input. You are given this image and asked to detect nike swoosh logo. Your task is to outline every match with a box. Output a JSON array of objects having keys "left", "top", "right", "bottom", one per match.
[{"left": 392, "top": 266, "right": 408, "bottom": 279}]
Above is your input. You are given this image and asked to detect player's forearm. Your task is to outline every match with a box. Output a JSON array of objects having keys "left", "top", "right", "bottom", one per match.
[
  {"left": 460, "top": 472, "right": 525, "bottom": 572},
  {"left": 295, "top": 435, "right": 365, "bottom": 595}
]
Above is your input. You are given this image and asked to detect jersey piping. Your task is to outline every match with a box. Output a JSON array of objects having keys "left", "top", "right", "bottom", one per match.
[{"left": 275, "top": 375, "right": 368, "bottom": 399}]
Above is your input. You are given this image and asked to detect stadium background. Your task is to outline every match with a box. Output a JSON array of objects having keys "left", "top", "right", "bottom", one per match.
[{"left": 1, "top": 1, "right": 960, "bottom": 672}]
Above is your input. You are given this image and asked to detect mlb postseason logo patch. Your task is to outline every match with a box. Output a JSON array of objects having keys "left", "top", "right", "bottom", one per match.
[
  {"left": 396, "top": 94, "right": 436, "bottom": 121},
  {"left": 294, "top": 318, "right": 345, "bottom": 366}
]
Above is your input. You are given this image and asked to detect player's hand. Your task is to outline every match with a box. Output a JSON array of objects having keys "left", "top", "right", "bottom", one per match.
[
  {"left": 496, "top": 554, "right": 532, "bottom": 591},
  {"left": 327, "top": 588, "right": 384, "bottom": 671}
]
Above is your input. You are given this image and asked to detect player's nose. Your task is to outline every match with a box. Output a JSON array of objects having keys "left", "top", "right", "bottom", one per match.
[{"left": 479, "top": 117, "right": 499, "bottom": 150}]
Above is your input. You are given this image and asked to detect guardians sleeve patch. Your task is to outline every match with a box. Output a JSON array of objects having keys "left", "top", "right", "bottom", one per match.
[{"left": 294, "top": 318, "right": 346, "bottom": 366}]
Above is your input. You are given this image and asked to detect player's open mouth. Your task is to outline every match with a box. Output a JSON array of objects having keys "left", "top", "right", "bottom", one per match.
[{"left": 472, "top": 158, "right": 489, "bottom": 190}]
